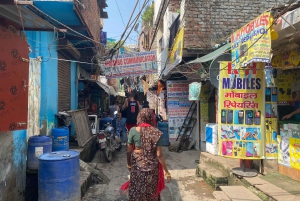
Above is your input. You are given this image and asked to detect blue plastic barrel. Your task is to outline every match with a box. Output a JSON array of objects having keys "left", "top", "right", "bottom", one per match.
[
  {"left": 27, "top": 136, "right": 52, "bottom": 170},
  {"left": 51, "top": 127, "right": 69, "bottom": 151},
  {"left": 158, "top": 122, "right": 170, "bottom": 146},
  {"left": 38, "top": 151, "right": 80, "bottom": 201}
]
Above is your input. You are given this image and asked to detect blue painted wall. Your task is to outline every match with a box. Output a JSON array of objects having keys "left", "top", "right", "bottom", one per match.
[
  {"left": 0, "top": 130, "right": 27, "bottom": 201},
  {"left": 26, "top": 31, "right": 58, "bottom": 134},
  {"left": 71, "top": 61, "right": 78, "bottom": 110},
  {"left": 70, "top": 62, "right": 78, "bottom": 136}
]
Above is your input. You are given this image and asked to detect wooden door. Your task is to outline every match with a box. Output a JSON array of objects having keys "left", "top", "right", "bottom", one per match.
[{"left": 0, "top": 21, "right": 29, "bottom": 131}]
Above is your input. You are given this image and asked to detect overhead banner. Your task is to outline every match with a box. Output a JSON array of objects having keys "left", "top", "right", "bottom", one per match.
[
  {"left": 104, "top": 51, "right": 158, "bottom": 78},
  {"left": 231, "top": 12, "right": 272, "bottom": 68},
  {"left": 167, "top": 80, "right": 190, "bottom": 142},
  {"left": 164, "top": 28, "right": 184, "bottom": 76},
  {"left": 218, "top": 62, "right": 265, "bottom": 159}
]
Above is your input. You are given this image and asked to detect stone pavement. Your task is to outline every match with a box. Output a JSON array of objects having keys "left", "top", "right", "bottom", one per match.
[
  {"left": 198, "top": 152, "right": 300, "bottom": 201},
  {"left": 82, "top": 147, "right": 216, "bottom": 201},
  {"left": 244, "top": 176, "right": 300, "bottom": 201}
]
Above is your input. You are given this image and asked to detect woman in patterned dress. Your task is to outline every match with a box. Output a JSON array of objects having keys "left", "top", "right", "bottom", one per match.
[{"left": 127, "top": 108, "right": 171, "bottom": 201}]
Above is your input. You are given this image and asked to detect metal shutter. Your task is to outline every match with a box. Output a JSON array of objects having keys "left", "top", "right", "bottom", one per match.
[{"left": 58, "top": 54, "right": 71, "bottom": 111}]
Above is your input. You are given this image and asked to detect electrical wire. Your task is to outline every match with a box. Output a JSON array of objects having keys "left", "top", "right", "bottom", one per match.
[
  {"left": 217, "top": 1, "right": 298, "bottom": 74},
  {"left": 111, "top": 0, "right": 150, "bottom": 54},
  {"left": 158, "top": 0, "right": 191, "bottom": 79},
  {"left": 30, "top": 4, "right": 101, "bottom": 45},
  {"left": 109, "top": 0, "right": 150, "bottom": 72},
  {"left": 159, "top": 0, "right": 298, "bottom": 81},
  {"left": 111, "top": 0, "right": 141, "bottom": 51},
  {"left": 148, "top": 0, "right": 168, "bottom": 50},
  {"left": 115, "top": 0, "right": 126, "bottom": 27}
]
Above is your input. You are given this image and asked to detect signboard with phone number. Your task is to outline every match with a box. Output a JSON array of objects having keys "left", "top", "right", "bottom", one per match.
[
  {"left": 167, "top": 80, "right": 190, "bottom": 142},
  {"left": 218, "top": 62, "right": 265, "bottom": 159}
]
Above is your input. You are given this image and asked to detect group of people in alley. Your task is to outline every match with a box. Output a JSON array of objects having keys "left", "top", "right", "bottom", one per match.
[{"left": 108, "top": 93, "right": 171, "bottom": 200}]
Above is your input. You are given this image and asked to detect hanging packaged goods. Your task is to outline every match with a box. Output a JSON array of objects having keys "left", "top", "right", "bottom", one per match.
[
  {"left": 278, "top": 128, "right": 300, "bottom": 170},
  {"left": 272, "top": 50, "right": 300, "bottom": 69},
  {"left": 218, "top": 62, "right": 265, "bottom": 159}
]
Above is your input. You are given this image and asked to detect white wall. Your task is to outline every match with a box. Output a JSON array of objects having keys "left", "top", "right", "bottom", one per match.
[
  {"left": 154, "top": 0, "right": 162, "bottom": 23},
  {"left": 156, "top": 6, "right": 179, "bottom": 76}
]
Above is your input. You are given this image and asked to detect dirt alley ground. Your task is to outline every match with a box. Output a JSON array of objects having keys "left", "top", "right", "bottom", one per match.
[{"left": 82, "top": 147, "right": 216, "bottom": 201}]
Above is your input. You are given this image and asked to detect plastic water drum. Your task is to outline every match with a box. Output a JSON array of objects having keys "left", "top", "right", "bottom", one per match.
[
  {"left": 27, "top": 136, "right": 52, "bottom": 170},
  {"left": 51, "top": 127, "right": 69, "bottom": 151},
  {"left": 158, "top": 122, "right": 170, "bottom": 146},
  {"left": 38, "top": 151, "right": 80, "bottom": 201}
]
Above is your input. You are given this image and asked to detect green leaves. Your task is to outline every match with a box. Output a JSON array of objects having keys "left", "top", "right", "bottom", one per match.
[
  {"left": 107, "top": 40, "right": 124, "bottom": 49},
  {"left": 141, "top": 4, "right": 154, "bottom": 27}
]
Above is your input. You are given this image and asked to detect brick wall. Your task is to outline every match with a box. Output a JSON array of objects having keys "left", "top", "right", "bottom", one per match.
[
  {"left": 80, "top": 0, "right": 101, "bottom": 46},
  {"left": 169, "top": 0, "right": 181, "bottom": 12},
  {"left": 183, "top": 0, "right": 286, "bottom": 50}
]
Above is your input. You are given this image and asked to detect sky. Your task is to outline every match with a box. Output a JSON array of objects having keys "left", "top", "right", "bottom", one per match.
[{"left": 103, "top": 0, "right": 150, "bottom": 45}]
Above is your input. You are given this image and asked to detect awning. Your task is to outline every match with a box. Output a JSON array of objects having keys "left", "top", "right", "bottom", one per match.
[
  {"left": 188, "top": 43, "right": 231, "bottom": 64},
  {"left": 118, "top": 91, "right": 126, "bottom": 97},
  {"left": 79, "top": 79, "right": 118, "bottom": 96},
  {"left": 108, "top": 86, "right": 118, "bottom": 97},
  {"left": 0, "top": 4, "right": 55, "bottom": 30}
]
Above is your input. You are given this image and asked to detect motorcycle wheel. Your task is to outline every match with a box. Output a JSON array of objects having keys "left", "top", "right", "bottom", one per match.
[
  {"left": 116, "top": 142, "right": 122, "bottom": 151},
  {"left": 103, "top": 142, "right": 113, "bottom": 162}
]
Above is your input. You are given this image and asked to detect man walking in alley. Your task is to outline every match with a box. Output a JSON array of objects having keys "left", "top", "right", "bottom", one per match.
[
  {"left": 122, "top": 93, "right": 140, "bottom": 133},
  {"left": 108, "top": 101, "right": 119, "bottom": 117},
  {"left": 108, "top": 101, "right": 120, "bottom": 137}
]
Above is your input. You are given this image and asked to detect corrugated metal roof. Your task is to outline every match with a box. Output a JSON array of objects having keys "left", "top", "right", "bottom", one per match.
[
  {"left": 79, "top": 79, "right": 118, "bottom": 96},
  {"left": 0, "top": 5, "right": 54, "bottom": 30},
  {"left": 108, "top": 85, "right": 118, "bottom": 97}
]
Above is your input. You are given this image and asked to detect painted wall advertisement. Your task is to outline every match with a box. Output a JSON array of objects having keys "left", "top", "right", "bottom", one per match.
[
  {"left": 218, "top": 62, "right": 265, "bottom": 159},
  {"left": 167, "top": 80, "right": 190, "bottom": 142},
  {"left": 104, "top": 51, "right": 158, "bottom": 78},
  {"left": 231, "top": 11, "right": 272, "bottom": 68}
]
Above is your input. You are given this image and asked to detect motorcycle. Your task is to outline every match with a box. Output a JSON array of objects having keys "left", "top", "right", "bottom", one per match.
[{"left": 97, "top": 111, "right": 122, "bottom": 162}]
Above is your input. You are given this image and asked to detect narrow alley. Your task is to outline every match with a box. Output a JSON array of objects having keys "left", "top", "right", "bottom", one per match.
[
  {"left": 2, "top": 0, "right": 300, "bottom": 200},
  {"left": 82, "top": 147, "right": 216, "bottom": 201}
]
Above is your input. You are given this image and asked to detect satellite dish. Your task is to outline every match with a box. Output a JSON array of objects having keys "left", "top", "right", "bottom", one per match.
[{"left": 209, "top": 53, "right": 231, "bottom": 88}]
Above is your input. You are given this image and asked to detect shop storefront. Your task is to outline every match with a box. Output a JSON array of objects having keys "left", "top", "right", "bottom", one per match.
[
  {"left": 269, "top": 6, "right": 300, "bottom": 181},
  {"left": 218, "top": 12, "right": 276, "bottom": 162},
  {"left": 212, "top": 6, "right": 300, "bottom": 181},
  {"left": 78, "top": 79, "right": 118, "bottom": 116}
]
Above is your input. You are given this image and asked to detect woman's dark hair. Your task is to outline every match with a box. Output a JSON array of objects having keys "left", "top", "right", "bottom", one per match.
[{"left": 137, "top": 108, "right": 154, "bottom": 125}]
